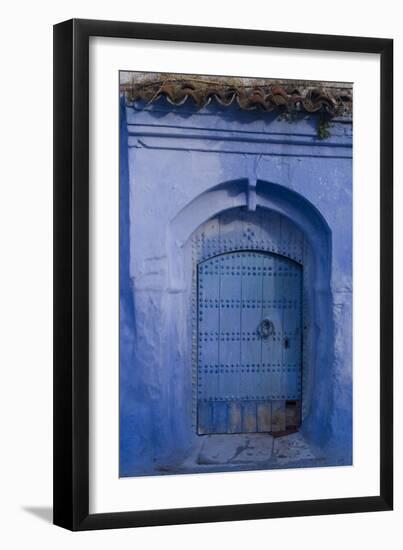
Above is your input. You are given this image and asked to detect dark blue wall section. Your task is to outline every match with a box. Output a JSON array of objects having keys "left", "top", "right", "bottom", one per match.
[{"left": 120, "top": 96, "right": 353, "bottom": 476}]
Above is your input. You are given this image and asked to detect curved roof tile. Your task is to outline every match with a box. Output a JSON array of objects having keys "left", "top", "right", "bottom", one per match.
[{"left": 121, "top": 75, "right": 352, "bottom": 116}]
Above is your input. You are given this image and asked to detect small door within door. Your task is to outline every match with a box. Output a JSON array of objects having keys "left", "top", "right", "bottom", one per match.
[{"left": 197, "top": 251, "right": 302, "bottom": 434}]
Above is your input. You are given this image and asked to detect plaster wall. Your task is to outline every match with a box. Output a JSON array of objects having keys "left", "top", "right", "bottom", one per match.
[{"left": 120, "top": 96, "right": 352, "bottom": 476}]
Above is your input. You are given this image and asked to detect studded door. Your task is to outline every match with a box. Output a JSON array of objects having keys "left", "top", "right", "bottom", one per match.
[{"left": 197, "top": 251, "right": 302, "bottom": 435}]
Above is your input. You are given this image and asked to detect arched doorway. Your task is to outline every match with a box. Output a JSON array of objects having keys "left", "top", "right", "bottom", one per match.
[
  {"left": 197, "top": 250, "right": 302, "bottom": 435},
  {"left": 168, "top": 180, "right": 332, "bottom": 452}
]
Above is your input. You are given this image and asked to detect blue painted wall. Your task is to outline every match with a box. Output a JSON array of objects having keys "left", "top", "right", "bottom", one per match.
[{"left": 120, "top": 95, "right": 352, "bottom": 476}]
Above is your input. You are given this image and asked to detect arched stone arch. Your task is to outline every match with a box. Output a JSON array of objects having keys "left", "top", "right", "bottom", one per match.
[
  {"left": 170, "top": 178, "right": 330, "bottom": 248},
  {"left": 167, "top": 178, "right": 333, "bottom": 446}
]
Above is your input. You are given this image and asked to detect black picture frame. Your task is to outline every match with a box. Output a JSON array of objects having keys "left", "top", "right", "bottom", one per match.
[{"left": 53, "top": 18, "right": 393, "bottom": 531}]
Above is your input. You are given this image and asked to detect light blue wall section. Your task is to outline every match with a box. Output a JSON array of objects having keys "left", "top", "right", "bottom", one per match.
[{"left": 120, "top": 96, "right": 352, "bottom": 476}]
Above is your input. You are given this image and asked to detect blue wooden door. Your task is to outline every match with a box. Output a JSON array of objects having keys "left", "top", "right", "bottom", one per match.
[{"left": 197, "top": 251, "right": 302, "bottom": 434}]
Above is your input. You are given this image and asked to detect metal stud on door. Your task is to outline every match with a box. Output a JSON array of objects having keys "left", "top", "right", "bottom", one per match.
[{"left": 197, "top": 251, "right": 302, "bottom": 435}]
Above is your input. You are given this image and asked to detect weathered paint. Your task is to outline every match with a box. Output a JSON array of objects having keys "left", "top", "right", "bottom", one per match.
[
  {"left": 119, "top": 94, "right": 352, "bottom": 476},
  {"left": 197, "top": 250, "right": 302, "bottom": 434}
]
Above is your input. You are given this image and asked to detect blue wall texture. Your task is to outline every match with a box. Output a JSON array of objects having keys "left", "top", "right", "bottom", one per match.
[{"left": 120, "top": 95, "right": 352, "bottom": 477}]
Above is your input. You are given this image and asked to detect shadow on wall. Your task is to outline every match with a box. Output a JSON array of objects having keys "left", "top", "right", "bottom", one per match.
[{"left": 22, "top": 506, "right": 53, "bottom": 524}]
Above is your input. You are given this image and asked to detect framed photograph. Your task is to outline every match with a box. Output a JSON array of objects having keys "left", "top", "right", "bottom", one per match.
[{"left": 53, "top": 19, "right": 393, "bottom": 530}]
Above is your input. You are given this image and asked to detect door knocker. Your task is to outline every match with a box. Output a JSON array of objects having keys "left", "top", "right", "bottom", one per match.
[{"left": 257, "top": 317, "right": 275, "bottom": 340}]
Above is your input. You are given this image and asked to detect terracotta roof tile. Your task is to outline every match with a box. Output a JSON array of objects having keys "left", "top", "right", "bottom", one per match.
[{"left": 121, "top": 74, "right": 352, "bottom": 116}]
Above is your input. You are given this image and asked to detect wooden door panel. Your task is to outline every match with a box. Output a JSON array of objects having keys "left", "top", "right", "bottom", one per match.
[
  {"left": 240, "top": 253, "right": 264, "bottom": 401},
  {"left": 282, "top": 261, "right": 302, "bottom": 401},
  {"left": 219, "top": 254, "right": 242, "bottom": 401},
  {"left": 257, "top": 401, "right": 272, "bottom": 432},
  {"left": 228, "top": 401, "right": 242, "bottom": 433},
  {"left": 197, "top": 250, "right": 302, "bottom": 435}
]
